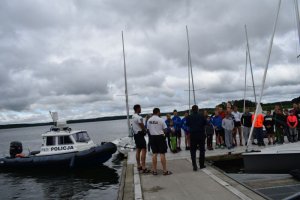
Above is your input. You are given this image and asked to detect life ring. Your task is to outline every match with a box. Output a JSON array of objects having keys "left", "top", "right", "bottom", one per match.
[{"left": 15, "top": 153, "right": 25, "bottom": 158}]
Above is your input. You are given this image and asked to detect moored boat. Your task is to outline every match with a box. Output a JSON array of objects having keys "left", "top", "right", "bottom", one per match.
[
  {"left": 243, "top": 142, "right": 300, "bottom": 173},
  {"left": 0, "top": 120, "right": 117, "bottom": 171}
]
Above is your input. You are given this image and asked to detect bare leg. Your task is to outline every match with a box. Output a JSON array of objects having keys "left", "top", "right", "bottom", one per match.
[
  {"left": 141, "top": 148, "right": 146, "bottom": 169},
  {"left": 136, "top": 148, "right": 141, "bottom": 168},
  {"left": 238, "top": 127, "right": 243, "bottom": 145},
  {"left": 216, "top": 135, "right": 220, "bottom": 146},
  {"left": 152, "top": 153, "right": 158, "bottom": 172},
  {"left": 177, "top": 134, "right": 181, "bottom": 148},
  {"left": 232, "top": 128, "right": 237, "bottom": 145},
  {"left": 267, "top": 134, "right": 271, "bottom": 144},
  {"left": 160, "top": 154, "right": 167, "bottom": 172}
]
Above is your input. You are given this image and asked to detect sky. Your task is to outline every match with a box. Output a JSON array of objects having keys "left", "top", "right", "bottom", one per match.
[{"left": 0, "top": 0, "right": 299, "bottom": 124}]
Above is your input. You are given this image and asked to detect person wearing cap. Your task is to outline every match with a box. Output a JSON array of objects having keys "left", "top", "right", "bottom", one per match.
[
  {"left": 186, "top": 105, "right": 207, "bottom": 171},
  {"left": 132, "top": 104, "right": 151, "bottom": 173},
  {"left": 148, "top": 108, "right": 172, "bottom": 176},
  {"left": 172, "top": 109, "right": 182, "bottom": 151}
]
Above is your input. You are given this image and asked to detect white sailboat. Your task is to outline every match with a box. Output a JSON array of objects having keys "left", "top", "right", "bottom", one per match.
[
  {"left": 112, "top": 31, "right": 136, "bottom": 155},
  {"left": 243, "top": 0, "right": 300, "bottom": 173}
]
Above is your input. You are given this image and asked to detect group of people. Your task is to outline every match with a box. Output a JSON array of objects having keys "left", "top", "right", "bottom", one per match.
[{"left": 131, "top": 102, "right": 300, "bottom": 174}]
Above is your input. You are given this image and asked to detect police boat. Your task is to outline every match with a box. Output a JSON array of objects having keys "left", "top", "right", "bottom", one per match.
[{"left": 0, "top": 121, "right": 117, "bottom": 171}]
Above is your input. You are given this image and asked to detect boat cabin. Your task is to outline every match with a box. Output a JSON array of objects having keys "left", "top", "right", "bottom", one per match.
[{"left": 38, "top": 123, "right": 95, "bottom": 156}]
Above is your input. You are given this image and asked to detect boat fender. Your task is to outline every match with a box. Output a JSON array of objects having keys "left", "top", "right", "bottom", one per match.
[{"left": 15, "top": 153, "right": 25, "bottom": 158}]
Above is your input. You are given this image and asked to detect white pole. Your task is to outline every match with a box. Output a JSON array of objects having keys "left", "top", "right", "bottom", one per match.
[
  {"left": 121, "top": 31, "right": 131, "bottom": 137},
  {"left": 295, "top": 0, "right": 300, "bottom": 57},
  {"left": 186, "top": 26, "right": 196, "bottom": 105},
  {"left": 245, "top": 25, "right": 257, "bottom": 104},
  {"left": 246, "top": 0, "right": 281, "bottom": 151},
  {"left": 188, "top": 44, "right": 191, "bottom": 113},
  {"left": 243, "top": 49, "right": 248, "bottom": 113}
]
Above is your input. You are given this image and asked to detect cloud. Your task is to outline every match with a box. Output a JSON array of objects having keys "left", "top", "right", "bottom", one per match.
[{"left": 0, "top": 0, "right": 299, "bottom": 124}]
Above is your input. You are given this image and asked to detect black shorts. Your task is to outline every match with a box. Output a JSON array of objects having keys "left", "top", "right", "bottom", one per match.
[
  {"left": 175, "top": 129, "right": 182, "bottom": 137},
  {"left": 150, "top": 135, "right": 167, "bottom": 154},
  {"left": 266, "top": 127, "right": 274, "bottom": 135},
  {"left": 234, "top": 121, "right": 241, "bottom": 128},
  {"left": 134, "top": 132, "right": 146, "bottom": 149},
  {"left": 215, "top": 129, "right": 224, "bottom": 137}
]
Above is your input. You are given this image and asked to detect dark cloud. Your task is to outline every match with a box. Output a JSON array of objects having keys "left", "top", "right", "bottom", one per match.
[{"left": 0, "top": 0, "right": 299, "bottom": 124}]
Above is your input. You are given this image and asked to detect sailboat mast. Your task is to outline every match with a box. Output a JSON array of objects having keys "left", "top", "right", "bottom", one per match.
[
  {"left": 294, "top": 0, "right": 300, "bottom": 57},
  {"left": 246, "top": 0, "right": 281, "bottom": 150},
  {"left": 121, "top": 31, "right": 131, "bottom": 136},
  {"left": 243, "top": 49, "right": 248, "bottom": 113},
  {"left": 245, "top": 25, "right": 257, "bottom": 105},
  {"left": 186, "top": 25, "right": 196, "bottom": 105},
  {"left": 188, "top": 44, "right": 191, "bottom": 113}
]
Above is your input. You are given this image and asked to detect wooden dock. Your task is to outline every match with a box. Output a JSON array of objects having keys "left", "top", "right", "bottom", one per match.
[{"left": 118, "top": 144, "right": 268, "bottom": 200}]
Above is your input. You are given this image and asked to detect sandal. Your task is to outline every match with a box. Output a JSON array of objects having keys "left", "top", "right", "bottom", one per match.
[
  {"left": 142, "top": 168, "right": 151, "bottom": 174},
  {"left": 163, "top": 171, "right": 173, "bottom": 176},
  {"left": 152, "top": 171, "right": 158, "bottom": 175}
]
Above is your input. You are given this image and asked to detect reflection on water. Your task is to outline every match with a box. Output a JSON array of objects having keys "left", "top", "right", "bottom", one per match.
[
  {"left": 0, "top": 120, "right": 128, "bottom": 200},
  {"left": 0, "top": 159, "right": 121, "bottom": 200}
]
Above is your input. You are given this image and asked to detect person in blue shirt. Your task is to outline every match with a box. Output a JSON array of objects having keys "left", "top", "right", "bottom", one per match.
[
  {"left": 211, "top": 109, "right": 225, "bottom": 149},
  {"left": 181, "top": 111, "right": 190, "bottom": 150},
  {"left": 172, "top": 110, "right": 182, "bottom": 151}
]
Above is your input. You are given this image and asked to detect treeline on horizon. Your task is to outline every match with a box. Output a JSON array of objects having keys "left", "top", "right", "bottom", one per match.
[{"left": 1, "top": 96, "right": 300, "bottom": 130}]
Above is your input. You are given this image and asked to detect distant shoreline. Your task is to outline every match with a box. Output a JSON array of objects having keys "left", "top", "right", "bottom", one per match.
[{"left": 0, "top": 97, "right": 299, "bottom": 129}]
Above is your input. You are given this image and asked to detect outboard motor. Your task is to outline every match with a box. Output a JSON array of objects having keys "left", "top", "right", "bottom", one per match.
[{"left": 10, "top": 141, "right": 23, "bottom": 158}]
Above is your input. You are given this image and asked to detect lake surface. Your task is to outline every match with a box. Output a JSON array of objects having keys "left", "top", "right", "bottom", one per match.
[{"left": 0, "top": 119, "right": 128, "bottom": 200}]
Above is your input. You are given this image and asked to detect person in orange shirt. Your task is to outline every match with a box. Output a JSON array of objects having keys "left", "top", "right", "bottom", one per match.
[
  {"left": 252, "top": 113, "right": 265, "bottom": 146},
  {"left": 287, "top": 110, "right": 298, "bottom": 143}
]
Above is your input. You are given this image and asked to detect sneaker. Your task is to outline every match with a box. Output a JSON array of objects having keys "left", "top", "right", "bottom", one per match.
[
  {"left": 200, "top": 165, "right": 206, "bottom": 169},
  {"left": 268, "top": 142, "right": 271, "bottom": 145},
  {"left": 215, "top": 144, "right": 220, "bottom": 149},
  {"left": 220, "top": 144, "right": 225, "bottom": 149},
  {"left": 193, "top": 165, "right": 198, "bottom": 171}
]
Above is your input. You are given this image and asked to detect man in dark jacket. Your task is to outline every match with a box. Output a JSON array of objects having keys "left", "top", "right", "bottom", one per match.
[
  {"left": 241, "top": 107, "right": 253, "bottom": 145},
  {"left": 186, "top": 105, "right": 207, "bottom": 171}
]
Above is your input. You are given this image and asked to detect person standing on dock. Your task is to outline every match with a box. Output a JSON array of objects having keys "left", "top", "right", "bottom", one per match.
[
  {"left": 252, "top": 112, "right": 265, "bottom": 146},
  {"left": 222, "top": 112, "right": 234, "bottom": 150},
  {"left": 132, "top": 104, "right": 151, "bottom": 173},
  {"left": 186, "top": 105, "right": 207, "bottom": 171},
  {"left": 264, "top": 110, "right": 275, "bottom": 145},
  {"left": 148, "top": 108, "right": 172, "bottom": 176},
  {"left": 287, "top": 110, "right": 298, "bottom": 143},
  {"left": 232, "top": 106, "right": 243, "bottom": 146},
  {"left": 164, "top": 114, "right": 172, "bottom": 150},
  {"left": 181, "top": 111, "right": 190, "bottom": 150},
  {"left": 241, "top": 107, "right": 253, "bottom": 145},
  {"left": 172, "top": 110, "right": 182, "bottom": 151}
]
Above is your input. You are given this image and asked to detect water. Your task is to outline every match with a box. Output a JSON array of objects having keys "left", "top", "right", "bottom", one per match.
[{"left": 0, "top": 119, "right": 128, "bottom": 200}]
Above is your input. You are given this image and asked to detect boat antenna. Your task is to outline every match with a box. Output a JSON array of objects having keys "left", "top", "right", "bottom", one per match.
[
  {"left": 246, "top": 0, "right": 281, "bottom": 152},
  {"left": 294, "top": 0, "right": 300, "bottom": 58},
  {"left": 121, "top": 31, "right": 131, "bottom": 137},
  {"left": 186, "top": 25, "right": 196, "bottom": 106},
  {"left": 245, "top": 24, "right": 257, "bottom": 105}
]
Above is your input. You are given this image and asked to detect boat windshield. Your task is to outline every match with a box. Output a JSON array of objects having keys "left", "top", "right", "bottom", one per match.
[{"left": 73, "top": 131, "right": 91, "bottom": 143}]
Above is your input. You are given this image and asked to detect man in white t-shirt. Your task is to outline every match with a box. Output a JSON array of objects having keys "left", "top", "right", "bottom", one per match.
[
  {"left": 232, "top": 106, "right": 243, "bottom": 146},
  {"left": 147, "top": 108, "right": 172, "bottom": 176},
  {"left": 132, "top": 104, "right": 150, "bottom": 173}
]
